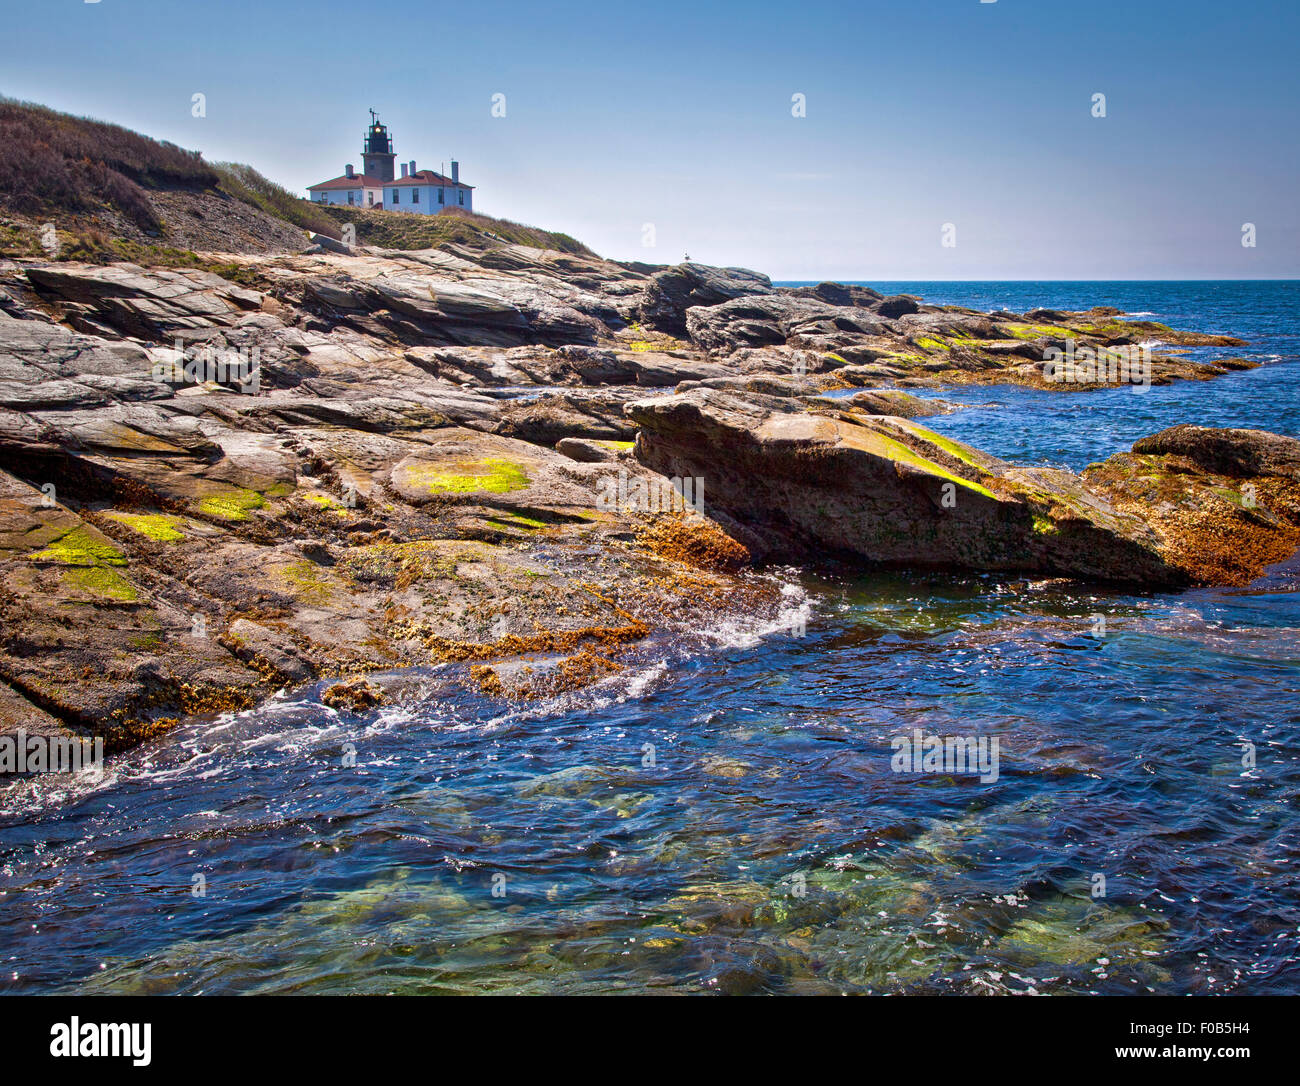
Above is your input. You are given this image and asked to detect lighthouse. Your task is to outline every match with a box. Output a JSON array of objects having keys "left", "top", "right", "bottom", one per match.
[
  {"left": 361, "top": 110, "right": 395, "bottom": 183},
  {"left": 306, "top": 113, "right": 475, "bottom": 213}
]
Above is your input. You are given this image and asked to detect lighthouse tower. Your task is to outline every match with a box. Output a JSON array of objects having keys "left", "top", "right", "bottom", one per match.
[{"left": 361, "top": 110, "right": 396, "bottom": 183}]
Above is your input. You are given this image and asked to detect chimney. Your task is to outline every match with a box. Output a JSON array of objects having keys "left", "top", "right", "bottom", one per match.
[
  {"left": 345, "top": 164, "right": 354, "bottom": 178},
  {"left": 451, "top": 160, "right": 459, "bottom": 183},
  {"left": 400, "top": 162, "right": 408, "bottom": 178},
  {"left": 409, "top": 160, "right": 417, "bottom": 176}
]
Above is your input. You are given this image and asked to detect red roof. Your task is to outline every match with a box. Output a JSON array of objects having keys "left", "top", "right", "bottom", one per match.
[
  {"left": 307, "top": 173, "right": 387, "bottom": 190},
  {"left": 387, "top": 169, "right": 474, "bottom": 190}
]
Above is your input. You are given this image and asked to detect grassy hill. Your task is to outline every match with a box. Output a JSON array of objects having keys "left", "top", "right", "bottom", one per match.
[
  {"left": 320, "top": 205, "right": 594, "bottom": 256},
  {"left": 0, "top": 97, "right": 594, "bottom": 264},
  {"left": 0, "top": 97, "right": 337, "bottom": 259},
  {"left": 0, "top": 97, "right": 217, "bottom": 232}
]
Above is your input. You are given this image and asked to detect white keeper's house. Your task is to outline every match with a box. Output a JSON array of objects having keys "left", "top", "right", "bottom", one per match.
[{"left": 306, "top": 111, "right": 474, "bottom": 215}]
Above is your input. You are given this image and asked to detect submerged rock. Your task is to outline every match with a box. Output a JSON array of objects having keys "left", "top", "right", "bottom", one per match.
[{"left": 320, "top": 677, "right": 384, "bottom": 712}]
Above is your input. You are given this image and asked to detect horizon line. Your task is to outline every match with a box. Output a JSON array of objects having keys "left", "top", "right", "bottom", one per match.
[{"left": 769, "top": 277, "right": 1300, "bottom": 284}]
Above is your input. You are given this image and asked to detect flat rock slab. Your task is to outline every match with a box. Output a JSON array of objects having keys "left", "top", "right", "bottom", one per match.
[{"left": 389, "top": 428, "right": 600, "bottom": 512}]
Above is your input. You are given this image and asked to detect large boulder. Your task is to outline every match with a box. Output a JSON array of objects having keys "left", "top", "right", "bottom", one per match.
[
  {"left": 628, "top": 390, "right": 1300, "bottom": 586},
  {"left": 1130, "top": 424, "right": 1300, "bottom": 480},
  {"left": 494, "top": 391, "right": 637, "bottom": 446},
  {"left": 625, "top": 388, "right": 1181, "bottom": 582},
  {"left": 684, "top": 293, "right": 895, "bottom": 355},
  {"left": 635, "top": 262, "right": 773, "bottom": 338},
  {"left": 1084, "top": 426, "right": 1300, "bottom": 585},
  {"left": 875, "top": 294, "right": 921, "bottom": 319}
]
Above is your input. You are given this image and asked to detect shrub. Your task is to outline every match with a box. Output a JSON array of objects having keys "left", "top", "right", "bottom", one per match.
[{"left": 0, "top": 97, "right": 217, "bottom": 231}]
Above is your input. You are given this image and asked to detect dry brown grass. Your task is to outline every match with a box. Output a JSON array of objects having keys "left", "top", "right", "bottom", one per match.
[{"left": 0, "top": 97, "right": 217, "bottom": 231}]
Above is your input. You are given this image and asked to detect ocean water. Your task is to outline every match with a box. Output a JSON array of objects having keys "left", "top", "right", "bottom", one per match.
[
  {"left": 789, "top": 280, "right": 1300, "bottom": 470},
  {"left": 2, "top": 282, "right": 1298, "bottom": 996}
]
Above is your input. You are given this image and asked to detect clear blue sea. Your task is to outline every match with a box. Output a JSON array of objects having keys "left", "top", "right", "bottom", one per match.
[
  {"left": 2, "top": 282, "right": 1298, "bottom": 995},
  {"left": 780, "top": 281, "right": 1300, "bottom": 469}
]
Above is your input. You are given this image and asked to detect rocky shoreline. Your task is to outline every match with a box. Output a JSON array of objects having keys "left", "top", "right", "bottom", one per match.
[{"left": 2, "top": 241, "right": 1297, "bottom": 764}]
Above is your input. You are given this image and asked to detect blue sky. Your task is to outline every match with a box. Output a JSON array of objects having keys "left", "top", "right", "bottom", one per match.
[{"left": 5, "top": 0, "right": 1298, "bottom": 278}]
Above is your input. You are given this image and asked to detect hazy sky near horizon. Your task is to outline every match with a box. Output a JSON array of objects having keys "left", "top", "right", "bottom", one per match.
[{"left": 4, "top": 0, "right": 1297, "bottom": 279}]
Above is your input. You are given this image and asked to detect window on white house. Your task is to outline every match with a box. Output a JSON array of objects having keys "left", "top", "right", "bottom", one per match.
[
  {"left": 368, "top": 192, "right": 374, "bottom": 206},
  {"left": 458, "top": 190, "right": 464, "bottom": 205},
  {"left": 412, "top": 188, "right": 419, "bottom": 203},
  {"left": 348, "top": 192, "right": 355, "bottom": 205},
  {"left": 392, "top": 189, "right": 399, "bottom": 204}
]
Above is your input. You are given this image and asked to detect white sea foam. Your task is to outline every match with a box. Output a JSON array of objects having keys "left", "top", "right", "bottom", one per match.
[
  {"left": 2, "top": 576, "right": 816, "bottom": 811},
  {"left": 481, "top": 659, "right": 673, "bottom": 729},
  {"left": 0, "top": 764, "right": 120, "bottom": 817},
  {"left": 468, "top": 574, "right": 813, "bottom": 726},
  {"left": 697, "top": 577, "right": 813, "bottom": 650}
]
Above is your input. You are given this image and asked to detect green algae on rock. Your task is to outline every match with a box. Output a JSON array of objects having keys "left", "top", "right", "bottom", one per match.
[
  {"left": 65, "top": 565, "right": 139, "bottom": 602},
  {"left": 102, "top": 511, "right": 187, "bottom": 542},
  {"left": 198, "top": 488, "right": 267, "bottom": 521},
  {"left": 403, "top": 458, "right": 530, "bottom": 496},
  {"left": 28, "top": 526, "right": 127, "bottom": 566}
]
